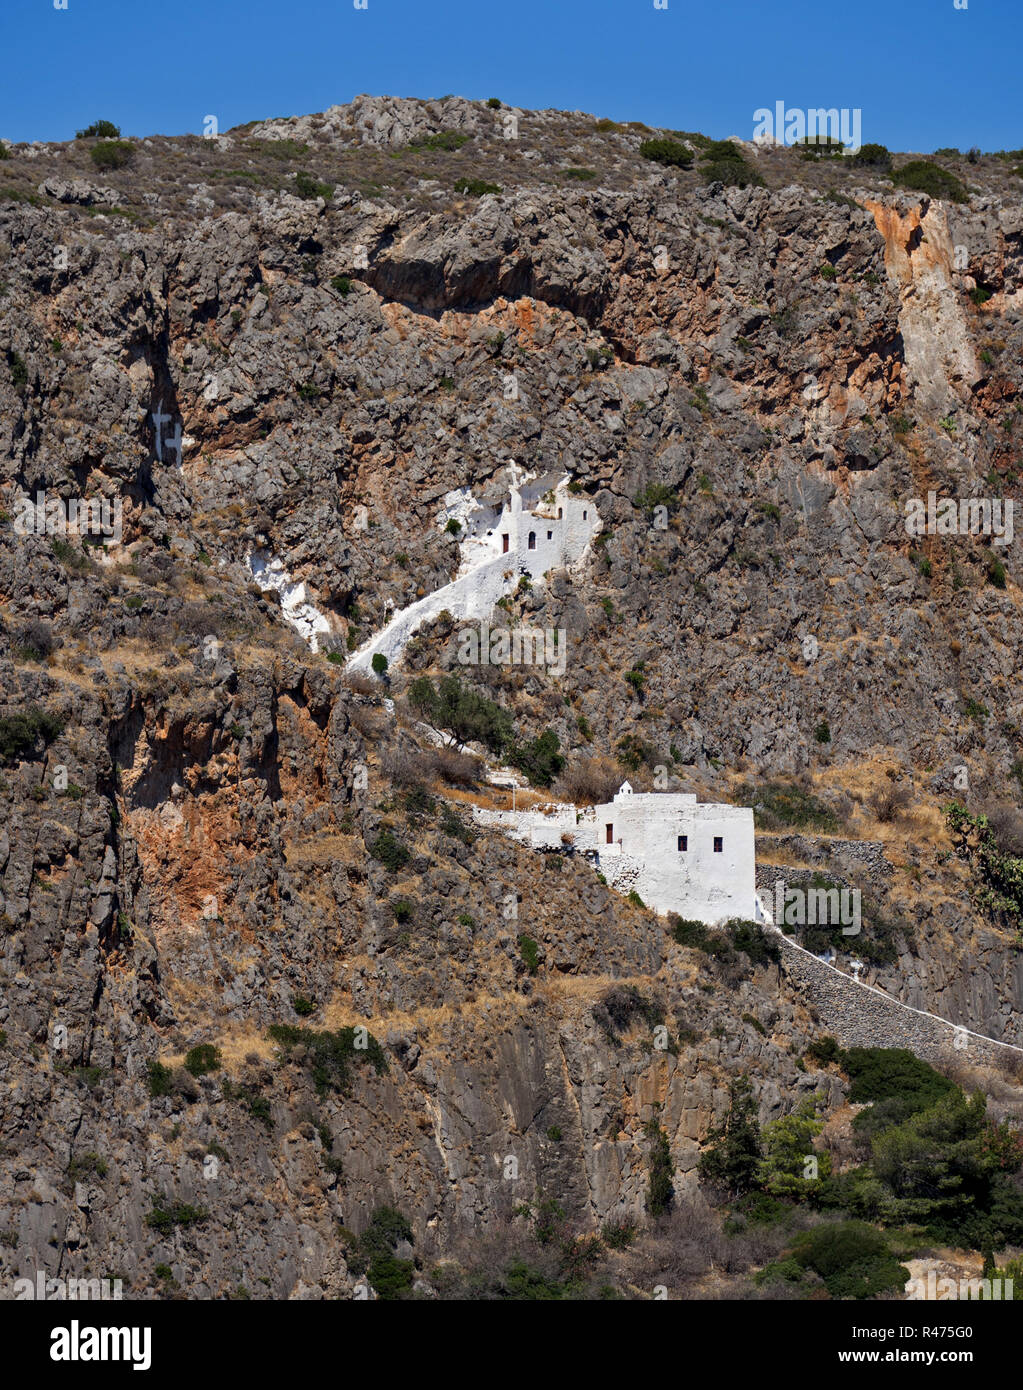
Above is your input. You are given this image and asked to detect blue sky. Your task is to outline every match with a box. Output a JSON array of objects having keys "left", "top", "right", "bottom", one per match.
[{"left": 2, "top": 0, "right": 1019, "bottom": 152}]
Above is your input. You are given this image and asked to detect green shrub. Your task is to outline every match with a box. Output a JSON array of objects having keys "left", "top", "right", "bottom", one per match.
[
  {"left": 892, "top": 160, "right": 969, "bottom": 204},
  {"left": 267, "top": 1023, "right": 387, "bottom": 1094},
  {"left": 371, "top": 652, "right": 388, "bottom": 676},
  {"left": 806, "top": 1036, "right": 840, "bottom": 1067},
  {"left": 56, "top": 1063, "right": 107, "bottom": 1090},
  {"left": 737, "top": 781, "right": 839, "bottom": 833},
  {"left": 454, "top": 177, "right": 501, "bottom": 196},
  {"left": 403, "top": 784, "right": 434, "bottom": 817},
  {"left": 638, "top": 138, "right": 693, "bottom": 169},
  {"left": 420, "top": 131, "right": 469, "bottom": 151},
  {"left": 670, "top": 916, "right": 713, "bottom": 950},
  {"left": 342, "top": 1205, "right": 415, "bottom": 1297},
  {"left": 147, "top": 1060, "right": 173, "bottom": 1097},
  {"left": 486, "top": 97, "right": 502, "bottom": 109},
  {"left": 701, "top": 157, "right": 764, "bottom": 187},
  {"left": 184, "top": 1044, "right": 221, "bottom": 1077},
  {"left": 814, "top": 719, "right": 831, "bottom": 743},
  {"left": 634, "top": 482, "right": 678, "bottom": 514},
  {"left": 852, "top": 142, "right": 891, "bottom": 169},
  {"left": 645, "top": 1121, "right": 674, "bottom": 1216},
  {"left": 89, "top": 140, "right": 134, "bottom": 170},
  {"left": 439, "top": 804, "right": 474, "bottom": 845},
  {"left": 725, "top": 918, "right": 781, "bottom": 967},
  {"left": 509, "top": 730, "right": 565, "bottom": 788},
  {"left": 330, "top": 274, "right": 352, "bottom": 295},
  {"left": 699, "top": 140, "right": 765, "bottom": 188},
  {"left": 294, "top": 170, "right": 333, "bottom": 200},
  {"left": 76, "top": 120, "right": 120, "bottom": 139},
  {"left": 601, "top": 1219, "right": 637, "bottom": 1249},
  {"left": 0, "top": 707, "right": 64, "bottom": 765},
  {"left": 518, "top": 933, "right": 540, "bottom": 975},
  {"left": 755, "top": 1255, "right": 806, "bottom": 1287},
  {"left": 563, "top": 167, "right": 596, "bottom": 180},
  {"left": 444, "top": 517, "right": 462, "bottom": 534},
  {"left": 698, "top": 1075, "right": 762, "bottom": 1197},
  {"left": 370, "top": 827, "right": 411, "bottom": 871},
  {"left": 242, "top": 1090, "right": 273, "bottom": 1129},
  {"left": 790, "top": 1221, "right": 909, "bottom": 1299},
  {"left": 367, "top": 1251, "right": 415, "bottom": 1299},
  {"left": 146, "top": 1195, "right": 208, "bottom": 1234},
  {"left": 985, "top": 549, "right": 1007, "bottom": 589},
  {"left": 293, "top": 995, "right": 316, "bottom": 1017},
  {"left": 392, "top": 899, "right": 414, "bottom": 924},
  {"left": 68, "top": 1151, "right": 109, "bottom": 1179},
  {"left": 8, "top": 350, "right": 28, "bottom": 386},
  {"left": 840, "top": 1046, "right": 955, "bottom": 1113}
]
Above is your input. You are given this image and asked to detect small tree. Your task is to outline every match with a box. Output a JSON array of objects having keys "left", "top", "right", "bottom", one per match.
[
  {"left": 698, "top": 1074, "right": 762, "bottom": 1197},
  {"left": 639, "top": 138, "right": 693, "bottom": 169},
  {"left": 852, "top": 142, "right": 892, "bottom": 170},
  {"left": 758, "top": 1096, "right": 831, "bottom": 1197},
  {"left": 407, "top": 676, "right": 439, "bottom": 721},
  {"left": 645, "top": 1121, "right": 675, "bottom": 1216},
  {"left": 76, "top": 119, "right": 120, "bottom": 139},
  {"left": 89, "top": 140, "right": 133, "bottom": 170},
  {"left": 371, "top": 652, "right": 388, "bottom": 678},
  {"left": 184, "top": 1044, "right": 221, "bottom": 1077}
]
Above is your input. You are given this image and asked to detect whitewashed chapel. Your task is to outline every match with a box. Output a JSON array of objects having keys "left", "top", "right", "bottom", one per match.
[{"left": 476, "top": 782, "right": 758, "bottom": 925}]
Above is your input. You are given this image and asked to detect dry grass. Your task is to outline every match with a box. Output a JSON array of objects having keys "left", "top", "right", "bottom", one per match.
[{"left": 320, "top": 987, "right": 526, "bottom": 1042}]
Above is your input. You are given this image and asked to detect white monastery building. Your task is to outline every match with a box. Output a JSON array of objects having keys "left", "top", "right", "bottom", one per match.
[
  {"left": 475, "top": 782, "right": 759, "bottom": 925},
  {"left": 346, "top": 464, "right": 600, "bottom": 673}
]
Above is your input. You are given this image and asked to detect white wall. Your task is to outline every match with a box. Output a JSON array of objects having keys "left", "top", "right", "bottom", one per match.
[
  {"left": 591, "top": 792, "right": 755, "bottom": 922},
  {"left": 472, "top": 788, "right": 757, "bottom": 925},
  {"left": 346, "top": 469, "right": 600, "bottom": 674},
  {"left": 247, "top": 550, "right": 332, "bottom": 651},
  {"left": 535, "top": 789, "right": 756, "bottom": 924}
]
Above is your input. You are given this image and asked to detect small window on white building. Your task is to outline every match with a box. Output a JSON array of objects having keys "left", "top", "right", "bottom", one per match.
[
  {"left": 558, "top": 507, "right": 563, "bottom": 519},
  {"left": 678, "top": 835, "right": 687, "bottom": 852},
  {"left": 713, "top": 836, "right": 723, "bottom": 853},
  {"left": 528, "top": 531, "right": 536, "bottom": 550},
  {"left": 502, "top": 534, "right": 509, "bottom": 553},
  {"left": 547, "top": 530, "right": 553, "bottom": 540}
]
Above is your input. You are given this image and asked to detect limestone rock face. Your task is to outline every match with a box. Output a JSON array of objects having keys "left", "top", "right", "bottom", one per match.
[
  {"left": 864, "top": 196, "right": 980, "bottom": 411},
  {"left": 38, "top": 178, "right": 119, "bottom": 206},
  {"left": 1, "top": 97, "right": 1023, "bottom": 1297}
]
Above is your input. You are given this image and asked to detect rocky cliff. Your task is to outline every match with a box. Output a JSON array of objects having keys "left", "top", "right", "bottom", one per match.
[{"left": 2, "top": 96, "right": 1023, "bottom": 1298}]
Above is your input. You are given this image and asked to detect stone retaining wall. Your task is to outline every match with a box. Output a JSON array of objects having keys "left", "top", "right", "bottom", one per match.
[{"left": 776, "top": 932, "right": 1023, "bottom": 1069}]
